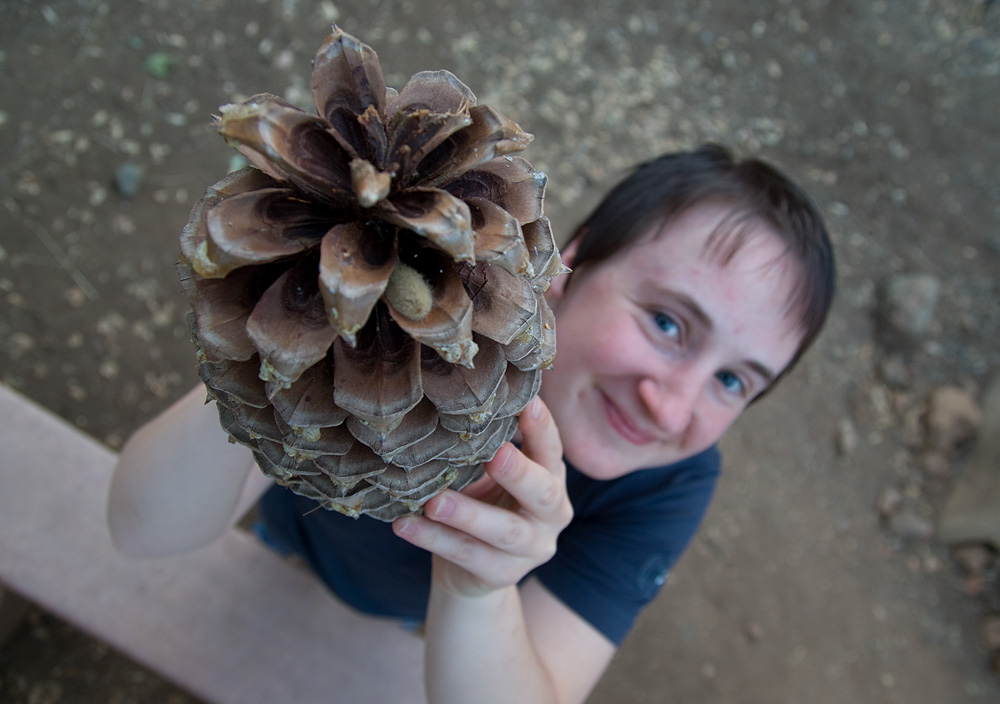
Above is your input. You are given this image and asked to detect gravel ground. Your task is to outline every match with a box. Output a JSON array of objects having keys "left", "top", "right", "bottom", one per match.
[{"left": 1, "top": 0, "right": 999, "bottom": 702}]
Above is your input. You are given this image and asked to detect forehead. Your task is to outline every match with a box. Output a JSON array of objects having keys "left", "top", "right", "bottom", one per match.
[{"left": 615, "top": 202, "right": 805, "bottom": 339}]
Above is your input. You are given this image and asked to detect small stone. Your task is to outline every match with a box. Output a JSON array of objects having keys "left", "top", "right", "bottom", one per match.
[
  {"left": 98, "top": 359, "right": 119, "bottom": 380},
  {"left": 888, "top": 511, "right": 934, "bottom": 540},
  {"left": 9, "top": 330, "right": 35, "bottom": 354},
  {"left": 143, "top": 52, "right": 175, "bottom": 79},
  {"left": 922, "top": 451, "right": 951, "bottom": 478},
  {"left": 878, "top": 273, "right": 940, "bottom": 340},
  {"left": 319, "top": 1, "right": 340, "bottom": 22},
  {"left": 114, "top": 163, "right": 145, "bottom": 198},
  {"left": 745, "top": 621, "right": 765, "bottom": 642},
  {"left": 938, "top": 377, "right": 1000, "bottom": 546},
  {"left": 983, "top": 614, "right": 1000, "bottom": 651},
  {"left": 924, "top": 386, "right": 982, "bottom": 455},
  {"left": 836, "top": 418, "right": 859, "bottom": 455},
  {"left": 952, "top": 544, "right": 995, "bottom": 576},
  {"left": 964, "top": 574, "right": 984, "bottom": 597},
  {"left": 876, "top": 486, "right": 903, "bottom": 518},
  {"left": 878, "top": 355, "right": 910, "bottom": 387}
]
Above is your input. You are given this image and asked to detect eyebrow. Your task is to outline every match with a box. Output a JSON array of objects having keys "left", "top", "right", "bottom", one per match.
[
  {"left": 665, "top": 290, "right": 714, "bottom": 331},
  {"left": 655, "top": 287, "right": 779, "bottom": 385},
  {"left": 746, "top": 360, "right": 778, "bottom": 386}
]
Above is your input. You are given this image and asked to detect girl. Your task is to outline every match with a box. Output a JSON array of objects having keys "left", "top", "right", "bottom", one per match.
[{"left": 109, "top": 143, "right": 835, "bottom": 704}]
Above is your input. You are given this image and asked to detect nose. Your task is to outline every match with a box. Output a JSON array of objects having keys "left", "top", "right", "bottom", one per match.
[{"left": 638, "top": 374, "right": 701, "bottom": 438}]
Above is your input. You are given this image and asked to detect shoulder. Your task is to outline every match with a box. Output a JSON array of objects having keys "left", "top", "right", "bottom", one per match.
[
  {"left": 565, "top": 445, "right": 721, "bottom": 520},
  {"left": 531, "top": 446, "right": 721, "bottom": 645}
]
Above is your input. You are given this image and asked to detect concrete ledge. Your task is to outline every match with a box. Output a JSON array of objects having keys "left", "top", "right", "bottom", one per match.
[{"left": 0, "top": 384, "right": 426, "bottom": 704}]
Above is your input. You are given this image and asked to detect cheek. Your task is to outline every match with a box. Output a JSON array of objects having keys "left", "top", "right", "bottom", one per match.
[{"left": 692, "top": 403, "right": 743, "bottom": 448}]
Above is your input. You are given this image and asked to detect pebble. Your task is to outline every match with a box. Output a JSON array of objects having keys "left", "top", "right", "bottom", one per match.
[
  {"left": 921, "top": 450, "right": 950, "bottom": 478},
  {"left": 878, "top": 355, "right": 910, "bottom": 388},
  {"left": 876, "top": 486, "right": 903, "bottom": 518},
  {"left": 143, "top": 52, "right": 175, "bottom": 79},
  {"left": 114, "top": 163, "right": 145, "bottom": 198},
  {"left": 8, "top": 332, "right": 36, "bottom": 360},
  {"left": 924, "top": 386, "right": 982, "bottom": 455},
  {"left": 983, "top": 614, "right": 1000, "bottom": 651},
  {"left": 745, "top": 621, "right": 765, "bottom": 642},
  {"left": 878, "top": 273, "right": 940, "bottom": 340},
  {"left": 953, "top": 544, "right": 995, "bottom": 577},
  {"left": 888, "top": 511, "right": 934, "bottom": 540},
  {"left": 836, "top": 418, "right": 859, "bottom": 455}
]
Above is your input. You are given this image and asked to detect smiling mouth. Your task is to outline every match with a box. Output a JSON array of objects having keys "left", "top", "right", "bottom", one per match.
[{"left": 602, "top": 393, "right": 657, "bottom": 445}]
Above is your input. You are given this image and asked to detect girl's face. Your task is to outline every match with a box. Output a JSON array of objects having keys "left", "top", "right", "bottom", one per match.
[{"left": 541, "top": 201, "right": 805, "bottom": 480}]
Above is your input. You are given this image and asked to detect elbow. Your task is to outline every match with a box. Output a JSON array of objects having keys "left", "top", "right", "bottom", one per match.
[
  {"left": 106, "top": 486, "right": 231, "bottom": 559},
  {"left": 106, "top": 497, "right": 172, "bottom": 559},
  {"left": 106, "top": 506, "right": 165, "bottom": 559},
  {"left": 106, "top": 469, "right": 223, "bottom": 559},
  {"left": 107, "top": 506, "right": 222, "bottom": 559}
]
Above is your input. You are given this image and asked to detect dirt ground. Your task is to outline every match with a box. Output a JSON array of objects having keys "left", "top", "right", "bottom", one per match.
[{"left": 2, "top": 0, "right": 1000, "bottom": 702}]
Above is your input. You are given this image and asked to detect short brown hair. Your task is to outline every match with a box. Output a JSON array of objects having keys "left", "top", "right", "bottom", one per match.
[{"left": 566, "top": 143, "right": 835, "bottom": 377}]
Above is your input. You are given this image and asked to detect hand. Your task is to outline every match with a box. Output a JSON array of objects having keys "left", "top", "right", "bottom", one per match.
[{"left": 392, "top": 397, "right": 573, "bottom": 598}]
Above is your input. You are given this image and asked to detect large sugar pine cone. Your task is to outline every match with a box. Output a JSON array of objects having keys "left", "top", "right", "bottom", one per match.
[{"left": 177, "top": 26, "right": 564, "bottom": 521}]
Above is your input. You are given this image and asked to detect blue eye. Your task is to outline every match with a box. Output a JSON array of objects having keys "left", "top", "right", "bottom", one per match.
[
  {"left": 652, "top": 312, "right": 680, "bottom": 338},
  {"left": 716, "top": 370, "right": 745, "bottom": 396}
]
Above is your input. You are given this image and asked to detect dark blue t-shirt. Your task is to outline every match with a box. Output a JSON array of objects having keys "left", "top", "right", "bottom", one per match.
[{"left": 258, "top": 445, "right": 719, "bottom": 646}]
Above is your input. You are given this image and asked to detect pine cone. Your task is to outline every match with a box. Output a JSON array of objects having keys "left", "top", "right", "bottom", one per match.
[{"left": 178, "top": 26, "right": 564, "bottom": 521}]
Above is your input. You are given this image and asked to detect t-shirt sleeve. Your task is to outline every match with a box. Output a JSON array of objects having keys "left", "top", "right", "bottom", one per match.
[{"left": 531, "top": 450, "right": 719, "bottom": 646}]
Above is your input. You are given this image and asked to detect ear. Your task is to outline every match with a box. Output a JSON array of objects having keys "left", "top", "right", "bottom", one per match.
[{"left": 547, "top": 234, "right": 581, "bottom": 301}]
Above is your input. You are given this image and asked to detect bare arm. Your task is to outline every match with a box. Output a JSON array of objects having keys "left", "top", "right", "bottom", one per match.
[
  {"left": 394, "top": 398, "right": 615, "bottom": 704},
  {"left": 107, "top": 384, "right": 271, "bottom": 558}
]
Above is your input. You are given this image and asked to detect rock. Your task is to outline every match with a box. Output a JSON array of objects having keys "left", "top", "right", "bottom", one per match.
[
  {"left": 952, "top": 544, "right": 995, "bottom": 576},
  {"left": 876, "top": 486, "right": 903, "bottom": 518},
  {"left": 744, "top": 621, "right": 765, "bottom": 643},
  {"left": 963, "top": 574, "right": 985, "bottom": 597},
  {"left": 889, "top": 510, "right": 934, "bottom": 540},
  {"left": 143, "top": 51, "right": 175, "bottom": 79},
  {"left": 879, "top": 354, "right": 911, "bottom": 387},
  {"left": 984, "top": 614, "right": 1000, "bottom": 651},
  {"left": 924, "top": 386, "right": 982, "bottom": 455},
  {"left": 921, "top": 450, "right": 951, "bottom": 478},
  {"left": 938, "top": 378, "right": 1000, "bottom": 549},
  {"left": 114, "top": 162, "right": 145, "bottom": 198},
  {"left": 878, "top": 273, "right": 940, "bottom": 340},
  {"left": 836, "top": 418, "right": 859, "bottom": 455}
]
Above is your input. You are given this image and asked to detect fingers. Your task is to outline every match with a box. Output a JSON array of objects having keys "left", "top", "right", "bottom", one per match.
[
  {"left": 424, "top": 487, "right": 527, "bottom": 550},
  {"left": 392, "top": 516, "right": 516, "bottom": 596},
  {"left": 483, "top": 399, "right": 569, "bottom": 522},
  {"left": 391, "top": 395, "right": 572, "bottom": 595},
  {"left": 514, "top": 397, "right": 564, "bottom": 482}
]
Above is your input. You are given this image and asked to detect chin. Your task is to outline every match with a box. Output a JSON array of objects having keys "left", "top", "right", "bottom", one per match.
[{"left": 563, "top": 443, "right": 634, "bottom": 481}]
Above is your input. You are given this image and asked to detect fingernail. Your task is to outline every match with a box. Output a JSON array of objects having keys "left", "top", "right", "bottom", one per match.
[
  {"left": 529, "top": 397, "right": 543, "bottom": 419},
  {"left": 394, "top": 517, "right": 415, "bottom": 537},
  {"left": 431, "top": 494, "right": 456, "bottom": 519},
  {"left": 495, "top": 445, "right": 514, "bottom": 475}
]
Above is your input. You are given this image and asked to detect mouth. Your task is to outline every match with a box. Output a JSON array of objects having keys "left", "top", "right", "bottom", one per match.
[{"left": 601, "top": 393, "right": 658, "bottom": 446}]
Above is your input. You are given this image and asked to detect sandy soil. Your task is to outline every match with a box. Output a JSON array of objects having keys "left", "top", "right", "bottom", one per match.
[{"left": 1, "top": 0, "right": 999, "bottom": 702}]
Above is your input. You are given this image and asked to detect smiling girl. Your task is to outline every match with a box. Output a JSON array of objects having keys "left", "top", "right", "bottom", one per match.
[{"left": 109, "top": 143, "right": 835, "bottom": 704}]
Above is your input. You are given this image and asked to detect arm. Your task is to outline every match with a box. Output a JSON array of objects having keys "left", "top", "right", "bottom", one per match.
[
  {"left": 393, "top": 398, "right": 615, "bottom": 704},
  {"left": 107, "top": 384, "right": 272, "bottom": 558}
]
